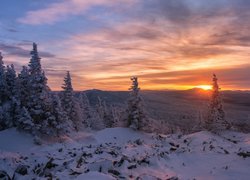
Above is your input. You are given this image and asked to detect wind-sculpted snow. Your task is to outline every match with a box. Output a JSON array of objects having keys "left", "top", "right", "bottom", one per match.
[{"left": 0, "top": 128, "right": 249, "bottom": 179}]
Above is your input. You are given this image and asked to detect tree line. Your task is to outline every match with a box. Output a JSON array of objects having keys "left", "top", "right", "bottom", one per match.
[{"left": 0, "top": 43, "right": 231, "bottom": 138}]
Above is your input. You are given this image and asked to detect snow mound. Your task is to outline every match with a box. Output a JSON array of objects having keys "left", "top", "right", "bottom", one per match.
[
  {"left": 0, "top": 128, "right": 35, "bottom": 152},
  {"left": 0, "top": 128, "right": 249, "bottom": 179},
  {"left": 94, "top": 127, "right": 148, "bottom": 144}
]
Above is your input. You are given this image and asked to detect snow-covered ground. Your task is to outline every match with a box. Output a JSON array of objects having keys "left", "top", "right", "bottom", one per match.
[{"left": 0, "top": 128, "right": 249, "bottom": 180}]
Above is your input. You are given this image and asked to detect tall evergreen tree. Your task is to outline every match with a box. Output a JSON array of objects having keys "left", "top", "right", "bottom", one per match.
[
  {"left": 79, "top": 93, "right": 93, "bottom": 128},
  {"left": 78, "top": 93, "right": 105, "bottom": 130},
  {"left": 29, "top": 43, "right": 42, "bottom": 75},
  {"left": 110, "top": 104, "right": 124, "bottom": 127},
  {"left": 50, "top": 94, "right": 70, "bottom": 135},
  {"left": 0, "top": 52, "right": 6, "bottom": 129},
  {"left": 205, "top": 74, "right": 231, "bottom": 131},
  {"left": 5, "top": 64, "right": 17, "bottom": 99},
  {"left": 0, "top": 53, "right": 17, "bottom": 129},
  {"left": 27, "top": 43, "right": 54, "bottom": 134},
  {"left": 0, "top": 52, "right": 7, "bottom": 104},
  {"left": 127, "top": 77, "right": 148, "bottom": 131},
  {"left": 96, "top": 97, "right": 113, "bottom": 128},
  {"left": 61, "top": 71, "right": 82, "bottom": 130},
  {"left": 61, "top": 71, "right": 74, "bottom": 121},
  {"left": 17, "top": 66, "right": 30, "bottom": 107},
  {"left": 5, "top": 64, "right": 19, "bottom": 127},
  {"left": 0, "top": 106, "right": 4, "bottom": 130},
  {"left": 16, "top": 107, "right": 34, "bottom": 132}
]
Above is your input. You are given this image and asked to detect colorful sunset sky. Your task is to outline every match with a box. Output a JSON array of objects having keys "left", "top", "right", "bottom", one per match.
[{"left": 1, "top": 0, "right": 250, "bottom": 90}]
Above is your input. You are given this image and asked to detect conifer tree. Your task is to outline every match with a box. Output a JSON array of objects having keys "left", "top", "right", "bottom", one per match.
[
  {"left": 0, "top": 54, "right": 17, "bottom": 128},
  {"left": 27, "top": 43, "right": 54, "bottom": 134},
  {"left": 0, "top": 52, "right": 6, "bottom": 129},
  {"left": 110, "top": 104, "right": 123, "bottom": 127},
  {"left": 62, "top": 71, "right": 73, "bottom": 101},
  {"left": 205, "top": 74, "right": 231, "bottom": 131},
  {"left": 61, "top": 71, "right": 74, "bottom": 121},
  {"left": 79, "top": 93, "right": 93, "bottom": 128},
  {"left": 0, "top": 52, "right": 7, "bottom": 104},
  {"left": 16, "top": 107, "right": 34, "bottom": 132},
  {"left": 127, "top": 77, "right": 148, "bottom": 131},
  {"left": 61, "top": 71, "right": 82, "bottom": 130},
  {"left": 96, "top": 97, "right": 114, "bottom": 128},
  {"left": 17, "top": 66, "right": 30, "bottom": 107},
  {"left": 51, "top": 94, "right": 70, "bottom": 135},
  {"left": 5, "top": 64, "right": 17, "bottom": 99}
]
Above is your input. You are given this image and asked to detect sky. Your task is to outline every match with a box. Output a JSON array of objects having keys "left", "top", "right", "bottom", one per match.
[{"left": 1, "top": 0, "right": 250, "bottom": 91}]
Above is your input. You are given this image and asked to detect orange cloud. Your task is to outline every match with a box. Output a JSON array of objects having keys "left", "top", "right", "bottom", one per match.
[
  {"left": 6, "top": 0, "right": 250, "bottom": 91},
  {"left": 37, "top": 17, "right": 248, "bottom": 91}
]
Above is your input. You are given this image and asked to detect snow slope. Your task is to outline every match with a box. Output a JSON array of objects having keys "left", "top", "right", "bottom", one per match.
[
  {"left": 0, "top": 128, "right": 34, "bottom": 152},
  {"left": 0, "top": 128, "right": 249, "bottom": 179}
]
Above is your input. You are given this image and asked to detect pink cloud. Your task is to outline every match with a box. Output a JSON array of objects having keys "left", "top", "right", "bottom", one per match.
[
  {"left": 18, "top": 0, "right": 135, "bottom": 25},
  {"left": 13, "top": 2, "right": 250, "bottom": 90}
]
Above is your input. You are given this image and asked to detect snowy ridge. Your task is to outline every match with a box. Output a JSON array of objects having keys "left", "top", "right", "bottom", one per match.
[{"left": 0, "top": 128, "right": 249, "bottom": 179}]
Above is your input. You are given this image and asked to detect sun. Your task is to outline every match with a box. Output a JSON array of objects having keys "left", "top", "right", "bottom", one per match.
[{"left": 195, "top": 85, "right": 212, "bottom": 90}]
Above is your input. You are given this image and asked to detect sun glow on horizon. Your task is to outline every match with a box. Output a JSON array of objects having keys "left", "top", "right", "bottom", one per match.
[{"left": 195, "top": 85, "right": 212, "bottom": 90}]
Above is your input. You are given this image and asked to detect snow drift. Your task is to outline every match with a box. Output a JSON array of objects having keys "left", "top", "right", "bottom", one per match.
[{"left": 0, "top": 128, "right": 249, "bottom": 179}]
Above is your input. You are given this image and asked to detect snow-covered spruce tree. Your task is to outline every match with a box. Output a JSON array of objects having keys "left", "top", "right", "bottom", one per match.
[
  {"left": 61, "top": 71, "right": 82, "bottom": 130},
  {"left": 16, "top": 106, "right": 34, "bottom": 132},
  {"left": 96, "top": 97, "right": 114, "bottom": 128},
  {"left": 205, "top": 74, "right": 231, "bottom": 131},
  {"left": 5, "top": 64, "right": 21, "bottom": 127},
  {"left": 17, "top": 66, "right": 30, "bottom": 107},
  {"left": 51, "top": 94, "right": 70, "bottom": 135},
  {"left": 0, "top": 54, "right": 18, "bottom": 129},
  {"left": 78, "top": 93, "right": 93, "bottom": 128},
  {"left": 0, "top": 52, "right": 7, "bottom": 104},
  {"left": 110, "top": 104, "right": 125, "bottom": 127},
  {"left": 0, "top": 52, "right": 6, "bottom": 129},
  {"left": 0, "top": 106, "right": 4, "bottom": 130},
  {"left": 5, "top": 64, "right": 17, "bottom": 99},
  {"left": 127, "top": 77, "right": 149, "bottom": 131},
  {"left": 91, "top": 109, "right": 105, "bottom": 130},
  {"left": 27, "top": 43, "right": 55, "bottom": 135},
  {"left": 15, "top": 66, "right": 33, "bottom": 131},
  {"left": 78, "top": 93, "right": 105, "bottom": 130}
]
